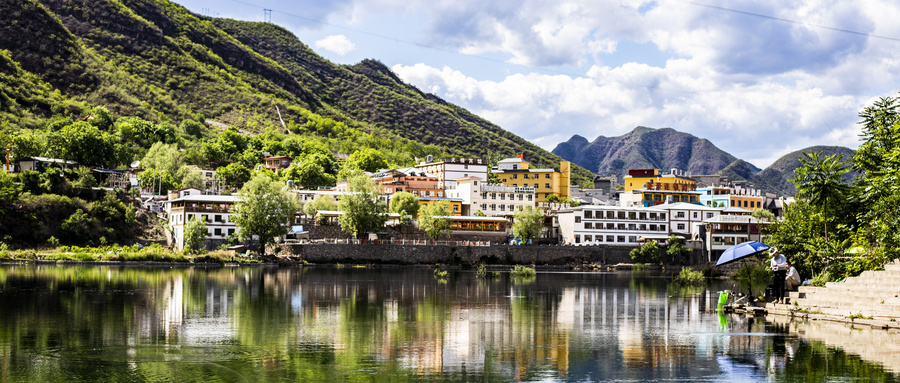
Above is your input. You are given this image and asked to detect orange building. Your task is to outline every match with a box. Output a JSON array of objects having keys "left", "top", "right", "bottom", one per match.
[{"left": 372, "top": 168, "right": 445, "bottom": 198}]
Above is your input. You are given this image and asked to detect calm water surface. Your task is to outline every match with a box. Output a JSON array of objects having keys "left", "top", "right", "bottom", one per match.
[{"left": 0, "top": 265, "right": 896, "bottom": 382}]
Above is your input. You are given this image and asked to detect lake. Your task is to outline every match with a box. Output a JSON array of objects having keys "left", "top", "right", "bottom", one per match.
[{"left": 0, "top": 264, "right": 897, "bottom": 382}]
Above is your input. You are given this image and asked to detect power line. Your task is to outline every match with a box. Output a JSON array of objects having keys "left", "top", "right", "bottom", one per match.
[{"left": 681, "top": 0, "right": 900, "bottom": 43}]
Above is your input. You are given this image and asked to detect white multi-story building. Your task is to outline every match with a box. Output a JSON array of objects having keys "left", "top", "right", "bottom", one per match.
[
  {"left": 415, "top": 157, "right": 489, "bottom": 189},
  {"left": 652, "top": 202, "right": 722, "bottom": 240},
  {"left": 165, "top": 190, "right": 239, "bottom": 250},
  {"left": 557, "top": 206, "right": 669, "bottom": 246},
  {"left": 445, "top": 177, "right": 536, "bottom": 216}
]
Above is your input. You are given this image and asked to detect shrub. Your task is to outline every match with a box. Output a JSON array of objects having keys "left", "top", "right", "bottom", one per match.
[
  {"left": 510, "top": 265, "right": 536, "bottom": 277},
  {"left": 630, "top": 241, "right": 661, "bottom": 264},
  {"left": 673, "top": 267, "right": 705, "bottom": 286}
]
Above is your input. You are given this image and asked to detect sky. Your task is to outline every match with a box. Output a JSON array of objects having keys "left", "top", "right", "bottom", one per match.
[{"left": 172, "top": 0, "right": 900, "bottom": 169}]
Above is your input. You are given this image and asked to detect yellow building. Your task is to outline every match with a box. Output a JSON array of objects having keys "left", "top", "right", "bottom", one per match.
[
  {"left": 493, "top": 157, "right": 570, "bottom": 204},
  {"left": 620, "top": 168, "right": 700, "bottom": 207}
]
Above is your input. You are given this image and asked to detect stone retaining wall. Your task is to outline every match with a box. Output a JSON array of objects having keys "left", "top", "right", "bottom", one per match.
[{"left": 283, "top": 244, "right": 706, "bottom": 266}]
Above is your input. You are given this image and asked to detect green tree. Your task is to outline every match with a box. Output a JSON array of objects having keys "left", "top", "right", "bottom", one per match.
[
  {"left": 179, "top": 169, "right": 203, "bottom": 190},
  {"left": 141, "top": 142, "right": 183, "bottom": 176},
  {"left": 418, "top": 201, "right": 452, "bottom": 240},
  {"left": 232, "top": 174, "right": 295, "bottom": 254},
  {"left": 216, "top": 162, "right": 251, "bottom": 190},
  {"left": 180, "top": 119, "right": 206, "bottom": 138},
  {"left": 630, "top": 240, "right": 661, "bottom": 264},
  {"left": 511, "top": 206, "right": 544, "bottom": 243},
  {"left": 791, "top": 152, "right": 851, "bottom": 240},
  {"left": 389, "top": 191, "right": 420, "bottom": 218},
  {"left": 751, "top": 208, "right": 775, "bottom": 222},
  {"left": 184, "top": 215, "right": 208, "bottom": 253},
  {"left": 338, "top": 173, "right": 387, "bottom": 239},
  {"left": 666, "top": 235, "right": 691, "bottom": 265},
  {"left": 0, "top": 171, "right": 19, "bottom": 213},
  {"left": 345, "top": 148, "right": 388, "bottom": 173},
  {"left": 49, "top": 122, "right": 117, "bottom": 167},
  {"left": 282, "top": 155, "right": 336, "bottom": 189},
  {"left": 304, "top": 194, "right": 337, "bottom": 224},
  {"left": 137, "top": 168, "right": 178, "bottom": 195},
  {"left": 89, "top": 106, "right": 114, "bottom": 131}
]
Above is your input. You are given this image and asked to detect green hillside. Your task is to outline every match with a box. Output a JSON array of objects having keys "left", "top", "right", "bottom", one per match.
[{"left": 0, "top": 0, "right": 589, "bottom": 181}]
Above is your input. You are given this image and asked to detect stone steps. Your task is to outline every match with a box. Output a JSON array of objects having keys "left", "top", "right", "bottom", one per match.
[{"left": 781, "top": 260, "right": 900, "bottom": 319}]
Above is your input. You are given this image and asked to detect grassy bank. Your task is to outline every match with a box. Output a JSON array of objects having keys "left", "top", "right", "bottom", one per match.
[{"left": 0, "top": 244, "right": 261, "bottom": 264}]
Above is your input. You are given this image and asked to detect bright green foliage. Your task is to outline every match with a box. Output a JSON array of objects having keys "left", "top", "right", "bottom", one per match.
[
  {"left": 117, "top": 117, "right": 175, "bottom": 148},
  {"left": 184, "top": 215, "right": 208, "bottom": 253},
  {"left": 180, "top": 119, "right": 206, "bottom": 137},
  {"left": 179, "top": 170, "right": 203, "bottom": 190},
  {"left": 137, "top": 168, "right": 178, "bottom": 195},
  {"left": 71, "top": 166, "right": 98, "bottom": 188},
  {"left": 60, "top": 209, "right": 92, "bottom": 242},
  {"left": 630, "top": 240, "right": 661, "bottom": 264},
  {"left": 510, "top": 265, "right": 536, "bottom": 277},
  {"left": 48, "top": 121, "right": 117, "bottom": 167},
  {"left": 389, "top": 191, "right": 419, "bottom": 218},
  {"left": 666, "top": 235, "right": 691, "bottom": 264},
  {"left": 418, "top": 201, "right": 452, "bottom": 240},
  {"left": 345, "top": 148, "right": 388, "bottom": 173},
  {"left": 232, "top": 174, "right": 295, "bottom": 253},
  {"left": 338, "top": 173, "right": 388, "bottom": 238},
  {"left": 751, "top": 208, "right": 775, "bottom": 222},
  {"left": 216, "top": 162, "right": 251, "bottom": 190},
  {"left": 791, "top": 152, "right": 851, "bottom": 240},
  {"left": 89, "top": 106, "right": 114, "bottom": 131},
  {"left": 282, "top": 155, "right": 336, "bottom": 189},
  {"left": 141, "top": 142, "right": 184, "bottom": 176},
  {"left": 0, "top": 171, "right": 20, "bottom": 208},
  {"left": 511, "top": 206, "right": 544, "bottom": 243},
  {"left": 673, "top": 267, "right": 705, "bottom": 285}
]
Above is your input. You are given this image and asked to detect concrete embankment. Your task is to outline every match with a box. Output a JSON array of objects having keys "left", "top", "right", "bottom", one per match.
[
  {"left": 762, "top": 260, "right": 900, "bottom": 330},
  {"left": 281, "top": 243, "right": 707, "bottom": 266}
]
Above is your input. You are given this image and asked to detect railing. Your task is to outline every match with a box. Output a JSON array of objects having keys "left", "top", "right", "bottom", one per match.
[{"left": 290, "top": 238, "right": 494, "bottom": 246}]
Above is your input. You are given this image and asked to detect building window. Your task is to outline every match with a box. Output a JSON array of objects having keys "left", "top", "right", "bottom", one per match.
[
  {"left": 606, "top": 235, "right": 614, "bottom": 242},
  {"left": 513, "top": 174, "right": 517, "bottom": 179},
  {"left": 491, "top": 193, "right": 496, "bottom": 199},
  {"left": 438, "top": 192, "right": 443, "bottom": 197},
  {"left": 215, "top": 215, "right": 222, "bottom": 222},
  {"left": 509, "top": 205, "right": 514, "bottom": 211},
  {"left": 534, "top": 183, "right": 539, "bottom": 189},
  {"left": 228, "top": 229, "right": 235, "bottom": 236},
  {"left": 490, "top": 204, "right": 496, "bottom": 210},
  {"left": 453, "top": 205, "right": 459, "bottom": 212},
  {"left": 545, "top": 174, "right": 551, "bottom": 179},
  {"left": 660, "top": 225, "right": 666, "bottom": 231},
  {"left": 574, "top": 235, "right": 581, "bottom": 244},
  {"left": 481, "top": 204, "right": 487, "bottom": 210},
  {"left": 617, "top": 236, "right": 625, "bottom": 243},
  {"left": 677, "top": 223, "right": 685, "bottom": 230},
  {"left": 527, "top": 195, "right": 533, "bottom": 201},
  {"left": 584, "top": 210, "right": 593, "bottom": 219},
  {"left": 575, "top": 216, "right": 581, "bottom": 223},
  {"left": 693, "top": 212, "right": 698, "bottom": 219},
  {"left": 214, "top": 228, "right": 222, "bottom": 236},
  {"left": 518, "top": 194, "right": 523, "bottom": 201},
  {"left": 706, "top": 212, "right": 715, "bottom": 219},
  {"left": 500, "top": 194, "right": 505, "bottom": 200},
  {"left": 584, "top": 222, "right": 592, "bottom": 229},
  {"left": 676, "top": 212, "right": 685, "bottom": 218},
  {"left": 628, "top": 236, "right": 637, "bottom": 243}
]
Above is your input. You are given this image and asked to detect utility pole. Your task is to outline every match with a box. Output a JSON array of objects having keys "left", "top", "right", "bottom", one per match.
[{"left": 263, "top": 9, "right": 272, "bottom": 23}]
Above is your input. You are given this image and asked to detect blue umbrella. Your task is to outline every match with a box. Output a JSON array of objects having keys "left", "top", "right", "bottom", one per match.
[{"left": 716, "top": 241, "right": 770, "bottom": 266}]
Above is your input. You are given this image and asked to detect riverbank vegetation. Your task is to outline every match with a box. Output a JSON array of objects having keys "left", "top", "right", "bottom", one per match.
[
  {"left": 0, "top": 243, "right": 262, "bottom": 264},
  {"left": 765, "top": 96, "right": 900, "bottom": 283}
]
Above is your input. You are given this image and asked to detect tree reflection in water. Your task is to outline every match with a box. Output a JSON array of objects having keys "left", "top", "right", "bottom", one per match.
[{"left": 0, "top": 265, "right": 896, "bottom": 382}]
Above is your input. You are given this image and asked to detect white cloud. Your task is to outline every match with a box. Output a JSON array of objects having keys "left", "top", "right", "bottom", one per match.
[
  {"left": 314, "top": 35, "right": 356, "bottom": 55},
  {"left": 394, "top": 61, "right": 864, "bottom": 168}
]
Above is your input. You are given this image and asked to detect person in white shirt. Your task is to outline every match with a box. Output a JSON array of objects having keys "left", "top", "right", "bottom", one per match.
[
  {"left": 769, "top": 247, "right": 788, "bottom": 303},
  {"left": 785, "top": 262, "right": 802, "bottom": 291}
]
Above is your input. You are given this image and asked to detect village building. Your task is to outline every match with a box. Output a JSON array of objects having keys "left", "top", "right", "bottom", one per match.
[{"left": 414, "top": 156, "right": 488, "bottom": 189}]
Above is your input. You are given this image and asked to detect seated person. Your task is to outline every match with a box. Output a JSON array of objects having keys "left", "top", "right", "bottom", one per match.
[{"left": 785, "top": 262, "right": 802, "bottom": 291}]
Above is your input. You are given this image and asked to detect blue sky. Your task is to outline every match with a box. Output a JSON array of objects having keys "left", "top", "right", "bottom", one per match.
[{"left": 172, "top": 0, "right": 900, "bottom": 169}]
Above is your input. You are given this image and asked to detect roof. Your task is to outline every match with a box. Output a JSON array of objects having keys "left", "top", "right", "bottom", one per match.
[
  {"left": 417, "top": 197, "right": 464, "bottom": 202},
  {"left": 563, "top": 205, "right": 666, "bottom": 213},
  {"left": 722, "top": 206, "right": 752, "bottom": 213},
  {"left": 19, "top": 156, "right": 78, "bottom": 165},
  {"left": 166, "top": 195, "right": 238, "bottom": 204},
  {"left": 498, "top": 157, "right": 529, "bottom": 163},
  {"left": 438, "top": 215, "right": 508, "bottom": 222},
  {"left": 315, "top": 210, "right": 401, "bottom": 218},
  {"left": 705, "top": 215, "right": 762, "bottom": 224},
  {"left": 263, "top": 156, "right": 293, "bottom": 160},
  {"left": 630, "top": 189, "right": 701, "bottom": 195},
  {"left": 652, "top": 202, "right": 722, "bottom": 211}
]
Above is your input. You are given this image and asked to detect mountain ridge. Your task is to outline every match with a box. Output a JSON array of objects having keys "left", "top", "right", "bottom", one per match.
[{"left": 552, "top": 127, "right": 853, "bottom": 195}]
